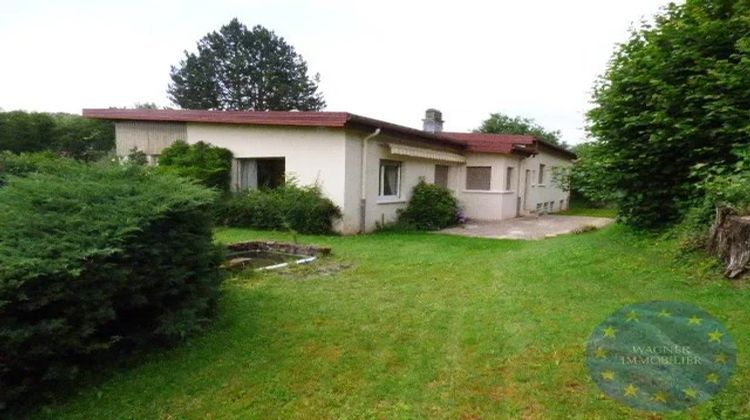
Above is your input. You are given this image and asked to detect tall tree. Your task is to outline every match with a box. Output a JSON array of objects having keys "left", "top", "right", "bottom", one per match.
[
  {"left": 585, "top": 0, "right": 750, "bottom": 228},
  {"left": 477, "top": 112, "right": 566, "bottom": 148},
  {"left": 168, "top": 19, "right": 325, "bottom": 111}
]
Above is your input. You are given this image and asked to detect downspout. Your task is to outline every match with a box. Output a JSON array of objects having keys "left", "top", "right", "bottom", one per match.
[{"left": 360, "top": 128, "right": 381, "bottom": 233}]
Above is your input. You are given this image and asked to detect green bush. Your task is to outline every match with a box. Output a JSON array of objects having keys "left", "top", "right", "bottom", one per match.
[
  {"left": 0, "top": 157, "right": 223, "bottom": 413},
  {"left": 217, "top": 182, "right": 341, "bottom": 234},
  {"left": 158, "top": 140, "right": 233, "bottom": 191},
  {"left": 397, "top": 180, "right": 459, "bottom": 230},
  {"left": 673, "top": 150, "right": 750, "bottom": 250}
]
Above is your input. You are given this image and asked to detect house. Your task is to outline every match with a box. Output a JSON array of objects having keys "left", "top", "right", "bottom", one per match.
[{"left": 83, "top": 108, "right": 575, "bottom": 234}]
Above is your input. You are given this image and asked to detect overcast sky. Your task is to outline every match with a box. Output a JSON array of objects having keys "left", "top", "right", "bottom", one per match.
[{"left": 1, "top": 0, "right": 679, "bottom": 144}]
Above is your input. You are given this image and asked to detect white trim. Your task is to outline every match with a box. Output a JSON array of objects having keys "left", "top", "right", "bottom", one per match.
[{"left": 462, "top": 190, "right": 515, "bottom": 195}]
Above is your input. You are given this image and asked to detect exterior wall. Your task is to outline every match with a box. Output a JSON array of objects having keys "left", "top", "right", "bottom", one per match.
[
  {"left": 458, "top": 153, "right": 523, "bottom": 221},
  {"left": 345, "top": 130, "right": 464, "bottom": 233},
  {"left": 112, "top": 119, "right": 574, "bottom": 233},
  {"left": 520, "top": 146, "right": 573, "bottom": 214},
  {"left": 115, "top": 121, "right": 187, "bottom": 156}
]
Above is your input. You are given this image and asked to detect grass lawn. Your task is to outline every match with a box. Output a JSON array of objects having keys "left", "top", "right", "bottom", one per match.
[
  {"left": 559, "top": 201, "right": 618, "bottom": 218},
  {"left": 34, "top": 225, "right": 750, "bottom": 419}
]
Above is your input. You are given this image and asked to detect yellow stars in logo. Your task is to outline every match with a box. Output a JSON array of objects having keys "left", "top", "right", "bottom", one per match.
[
  {"left": 708, "top": 329, "right": 724, "bottom": 343},
  {"left": 651, "top": 391, "right": 668, "bottom": 404},
  {"left": 683, "top": 387, "right": 698, "bottom": 399},
  {"left": 626, "top": 310, "right": 639, "bottom": 322},
  {"left": 601, "top": 370, "right": 615, "bottom": 381},
  {"left": 623, "top": 384, "right": 638, "bottom": 397},
  {"left": 688, "top": 315, "right": 702, "bottom": 326},
  {"left": 657, "top": 309, "right": 671, "bottom": 318},
  {"left": 714, "top": 353, "right": 728, "bottom": 365},
  {"left": 706, "top": 372, "right": 720, "bottom": 384},
  {"left": 594, "top": 346, "right": 608, "bottom": 359},
  {"left": 602, "top": 326, "right": 617, "bottom": 338}
]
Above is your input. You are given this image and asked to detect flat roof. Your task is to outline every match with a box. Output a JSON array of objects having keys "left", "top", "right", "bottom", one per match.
[{"left": 83, "top": 108, "right": 575, "bottom": 159}]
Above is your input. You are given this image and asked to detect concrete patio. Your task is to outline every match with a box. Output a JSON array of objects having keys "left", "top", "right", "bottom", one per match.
[{"left": 440, "top": 215, "right": 614, "bottom": 240}]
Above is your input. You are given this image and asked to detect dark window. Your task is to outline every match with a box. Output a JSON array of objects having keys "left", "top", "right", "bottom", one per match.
[
  {"left": 505, "top": 167, "right": 514, "bottom": 190},
  {"left": 434, "top": 165, "right": 449, "bottom": 188},
  {"left": 538, "top": 164, "right": 545, "bottom": 184},
  {"left": 466, "top": 166, "right": 491, "bottom": 190},
  {"left": 257, "top": 158, "right": 285, "bottom": 189}
]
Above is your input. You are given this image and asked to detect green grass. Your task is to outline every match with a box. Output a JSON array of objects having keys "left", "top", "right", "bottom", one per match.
[{"left": 33, "top": 226, "right": 750, "bottom": 419}]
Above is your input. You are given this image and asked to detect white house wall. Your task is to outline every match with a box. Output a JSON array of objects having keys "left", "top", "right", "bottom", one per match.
[
  {"left": 345, "top": 130, "right": 464, "bottom": 233},
  {"left": 186, "top": 124, "right": 349, "bottom": 230},
  {"left": 458, "top": 153, "right": 523, "bottom": 221},
  {"left": 521, "top": 146, "right": 573, "bottom": 213}
]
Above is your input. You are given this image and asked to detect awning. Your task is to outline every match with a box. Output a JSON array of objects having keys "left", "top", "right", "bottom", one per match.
[{"left": 388, "top": 143, "right": 466, "bottom": 163}]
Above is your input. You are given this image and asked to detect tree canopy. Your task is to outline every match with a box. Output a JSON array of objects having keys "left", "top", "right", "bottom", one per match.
[
  {"left": 168, "top": 19, "right": 325, "bottom": 111},
  {"left": 582, "top": 0, "right": 750, "bottom": 228},
  {"left": 477, "top": 112, "right": 566, "bottom": 147},
  {"left": 0, "top": 111, "right": 114, "bottom": 160}
]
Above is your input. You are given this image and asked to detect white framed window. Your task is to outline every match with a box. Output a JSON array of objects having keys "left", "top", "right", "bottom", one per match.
[
  {"left": 505, "top": 167, "right": 514, "bottom": 191},
  {"left": 466, "top": 166, "right": 491, "bottom": 190},
  {"left": 538, "top": 164, "right": 546, "bottom": 184},
  {"left": 379, "top": 160, "right": 401, "bottom": 198}
]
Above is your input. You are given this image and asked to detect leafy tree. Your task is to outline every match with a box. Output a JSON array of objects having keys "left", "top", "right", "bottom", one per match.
[
  {"left": 0, "top": 111, "right": 114, "bottom": 160},
  {"left": 478, "top": 112, "right": 566, "bottom": 147},
  {"left": 168, "top": 19, "right": 325, "bottom": 111},
  {"left": 585, "top": 0, "right": 750, "bottom": 228}
]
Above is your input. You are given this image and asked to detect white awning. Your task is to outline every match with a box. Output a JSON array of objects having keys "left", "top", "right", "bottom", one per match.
[{"left": 388, "top": 143, "right": 466, "bottom": 163}]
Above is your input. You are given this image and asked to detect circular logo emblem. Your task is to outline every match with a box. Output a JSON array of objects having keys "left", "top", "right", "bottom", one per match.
[{"left": 586, "top": 301, "right": 736, "bottom": 412}]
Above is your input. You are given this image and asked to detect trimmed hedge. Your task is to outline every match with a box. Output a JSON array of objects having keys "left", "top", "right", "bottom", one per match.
[
  {"left": 217, "top": 182, "right": 342, "bottom": 234},
  {"left": 0, "top": 156, "right": 223, "bottom": 413},
  {"left": 397, "top": 180, "right": 460, "bottom": 230}
]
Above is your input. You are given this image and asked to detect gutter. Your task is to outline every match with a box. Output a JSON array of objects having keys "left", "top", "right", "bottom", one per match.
[{"left": 360, "top": 128, "right": 381, "bottom": 233}]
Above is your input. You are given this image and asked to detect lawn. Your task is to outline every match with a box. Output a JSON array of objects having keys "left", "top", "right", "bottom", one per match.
[{"left": 34, "top": 225, "right": 750, "bottom": 419}]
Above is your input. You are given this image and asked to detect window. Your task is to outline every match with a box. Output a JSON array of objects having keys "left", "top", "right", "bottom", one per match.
[
  {"left": 434, "top": 165, "right": 449, "bottom": 188},
  {"left": 560, "top": 199, "right": 565, "bottom": 210},
  {"left": 257, "top": 158, "right": 285, "bottom": 189},
  {"left": 505, "top": 167, "right": 514, "bottom": 191},
  {"left": 538, "top": 164, "right": 546, "bottom": 184},
  {"left": 379, "top": 160, "right": 401, "bottom": 197},
  {"left": 237, "top": 158, "right": 285, "bottom": 190},
  {"left": 466, "top": 166, "right": 491, "bottom": 190}
]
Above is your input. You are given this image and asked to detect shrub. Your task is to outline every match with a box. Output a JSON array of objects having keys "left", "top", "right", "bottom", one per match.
[
  {"left": 217, "top": 181, "right": 341, "bottom": 234},
  {"left": 158, "top": 140, "right": 233, "bottom": 191},
  {"left": 673, "top": 150, "right": 750, "bottom": 250},
  {"left": 397, "top": 180, "right": 459, "bottom": 230},
  {"left": 0, "top": 158, "right": 223, "bottom": 413}
]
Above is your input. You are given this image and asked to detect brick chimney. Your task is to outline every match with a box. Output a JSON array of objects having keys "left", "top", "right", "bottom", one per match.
[{"left": 422, "top": 108, "right": 444, "bottom": 133}]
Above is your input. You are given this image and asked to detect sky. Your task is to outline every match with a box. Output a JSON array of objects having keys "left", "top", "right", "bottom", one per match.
[{"left": 0, "top": 0, "right": 679, "bottom": 145}]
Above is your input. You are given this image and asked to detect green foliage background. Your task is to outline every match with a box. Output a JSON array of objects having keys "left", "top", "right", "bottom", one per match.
[
  {"left": 0, "top": 111, "right": 114, "bottom": 160},
  {"left": 584, "top": 0, "right": 750, "bottom": 228},
  {"left": 478, "top": 112, "right": 565, "bottom": 147}
]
